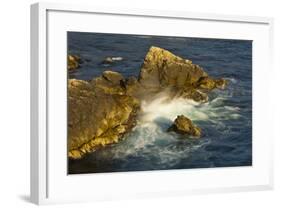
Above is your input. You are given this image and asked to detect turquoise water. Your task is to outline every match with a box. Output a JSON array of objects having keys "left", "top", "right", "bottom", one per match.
[{"left": 67, "top": 32, "right": 252, "bottom": 174}]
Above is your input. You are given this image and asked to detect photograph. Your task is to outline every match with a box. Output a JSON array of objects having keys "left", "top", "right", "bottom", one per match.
[{"left": 67, "top": 32, "right": 252, "bottom": 174}]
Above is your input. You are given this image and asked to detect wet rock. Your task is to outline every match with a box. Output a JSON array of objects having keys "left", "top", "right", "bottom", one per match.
[
  {"left": 172, "top": 87, "right": 208, "bottom": 103},
  {"left": 68, "top": 79, "right": 140, "bottom": 159},
  {"left": 68, "top": 55, "right": 81, "bottom": 71},
  {"left": 215, "top": 78, "right": 228, "bottom": 89},
  {"left": 197, "top": 77, "right": 217, "bottom": 90},
  {"left": 168, "top": 115, "right": 201, "bottom": 137},
  {"left": 197, "top": 77, "right": 228, "bottom": 90}
]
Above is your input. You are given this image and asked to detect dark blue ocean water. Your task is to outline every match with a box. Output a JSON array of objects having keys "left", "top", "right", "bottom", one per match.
[{"left": 68, "top": 32, "right": 252, "bottom": 174}]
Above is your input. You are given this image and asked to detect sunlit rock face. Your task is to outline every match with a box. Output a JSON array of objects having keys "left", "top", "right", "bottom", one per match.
[
  {"left": 138, "top": 46, "right": 208, "bottom": 89},
  {"left": 67, "top": 46, "right": 227, "bottom": 159},
  {"left": 168, "top": 115, "right": 201, "bottom": 137},
  {"left": 138, "top": 46, "right": 226, "bottom": 102},
  {"left": 68, "top": 78, "right": 140, "bottom": 159}
]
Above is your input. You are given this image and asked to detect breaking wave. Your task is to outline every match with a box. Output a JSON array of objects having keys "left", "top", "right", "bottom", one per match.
[{"left": 94, "top": 78, "right": 244, "bottom": 169}]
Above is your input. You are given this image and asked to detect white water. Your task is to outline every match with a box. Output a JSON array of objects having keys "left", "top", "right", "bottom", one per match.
[
  {"left": 140, "top": 96, "right": 209, "bottom": 123},
  {"left": 105, "top": 84, "right": 242, "bottom": 168}
]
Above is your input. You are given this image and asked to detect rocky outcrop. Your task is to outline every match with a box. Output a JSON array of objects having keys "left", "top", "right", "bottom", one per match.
[
  {"left": 137, "top": 46, "right": 226, "bottom": 102},
  {"left": 68, "top": 46, "right": 227, "bottom": 159},
  {"left": 168, "top": 115, "right": 201, "bottom": 137},
  {"left": 68, "top": 78, "right": 139, "bottom": 159},
  {"left": 68, "top": 55, "right": 81, "bottom": 71},
  {"left": 139, "top": 46, "right": 207, "bottom": 89}
]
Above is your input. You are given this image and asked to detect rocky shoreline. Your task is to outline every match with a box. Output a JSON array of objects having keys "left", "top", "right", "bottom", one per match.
[{"left": 68, "top": 46, "right": 227, "bottom": 159}]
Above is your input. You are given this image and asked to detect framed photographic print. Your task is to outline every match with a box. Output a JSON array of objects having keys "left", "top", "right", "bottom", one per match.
[{"left": 30, "top": 2, "right": 274, "bottom": 205}]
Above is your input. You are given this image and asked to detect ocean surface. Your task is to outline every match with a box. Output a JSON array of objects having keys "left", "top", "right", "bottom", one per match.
[{"left": 67, "top": 32, "right": 252, "bottom": 174}]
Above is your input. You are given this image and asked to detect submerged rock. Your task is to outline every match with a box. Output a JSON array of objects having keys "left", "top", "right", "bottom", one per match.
[
  {"left": 168, "top": 115, "right": 201, "bottom": 137},
  {"left": 67, "top": 55, "right": 81, "bottom": 71}
]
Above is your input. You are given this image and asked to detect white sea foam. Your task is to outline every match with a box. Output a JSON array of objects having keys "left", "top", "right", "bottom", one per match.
[
  {"left": 224, "top": 106, "right": 240, "bottom": 111},
  {"left": 226, "top": 77, "right": 238, "bottom": 84},
  {"left": 229, "top": 113, "right": 241, "bottom": 119},
  {"left": 103, "top": 89, "right": 242, "bottom": 167},
  {"left": 140, "top": 95, "right": 208, "bottom": 124}
]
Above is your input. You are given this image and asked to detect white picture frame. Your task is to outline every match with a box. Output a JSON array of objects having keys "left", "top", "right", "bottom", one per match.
[{"left": 30, "top": 2, "right": 274, "bottom": 205}]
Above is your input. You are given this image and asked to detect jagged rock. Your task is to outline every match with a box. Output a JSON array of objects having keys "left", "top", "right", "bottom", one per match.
[
  {"left": 68, "top": 79, "right": 140, "bottom": 159},
  {"left": 138, "top": 46, "right": 227, "bottom": 102},
  {"left": 168, "top": 115, "right": 201, "bottom": 137},
  {"left": 138, "top": 46, "right": 208, "bottom": 89},
  {"left": 68, "top": 55, "right": 81, "bottom": 71}
]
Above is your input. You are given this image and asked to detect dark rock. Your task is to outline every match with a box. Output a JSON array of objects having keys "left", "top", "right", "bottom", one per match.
[
  {"left": 169, "top": 87, "right": 208, "bottom": 103},
  {"left": 124, "top": 76, "right": 142, "bottom": 97},
  {"left": 197, "top": 77, "right": 228, "bottom": 90},
  {"left": 197, "top": 77, "right": 217, "bottom": 90},
  {"left": 168, "top": 115, "right": 201, "bottom": 137}
]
